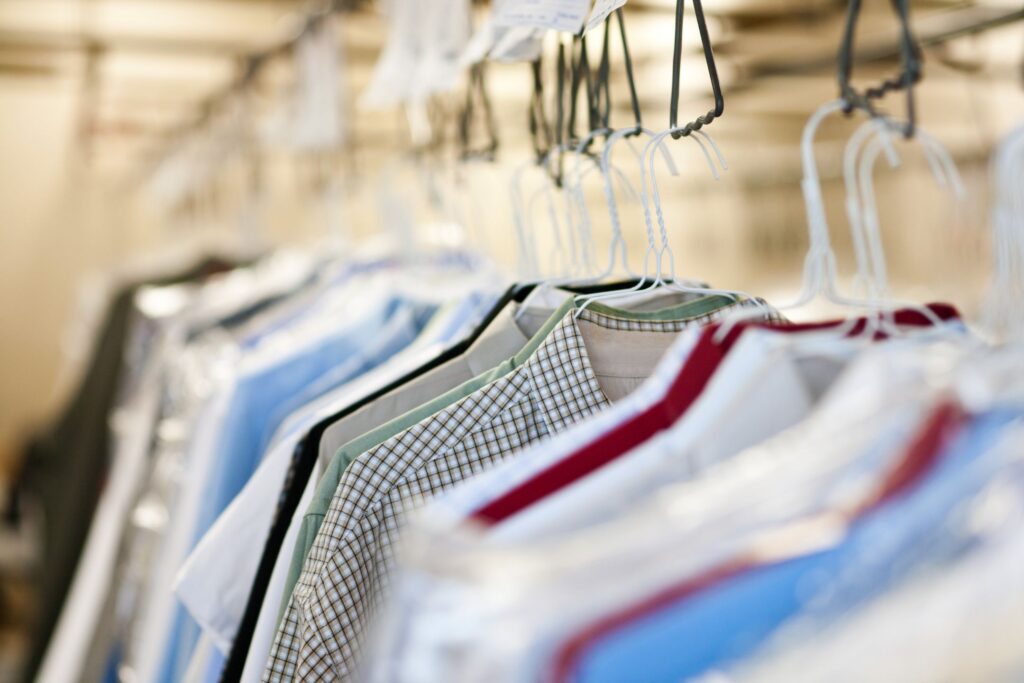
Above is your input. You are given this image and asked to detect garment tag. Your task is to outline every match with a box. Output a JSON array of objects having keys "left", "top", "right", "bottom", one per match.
[
  {"left": 584, "top": 0, "right": 626, "bottom": 34},
  {"left": 461, "top": 16, "right": 498, "bottom": 66},
  {"left": 360, "top": 0, "right": 417, "bottom": 108},
  {"left": 462, "top": 15, "right": 544, "bottom": 65},
  {"left": 414, "top": 0, "right": 471, "bottom": 97},
  {"left": 491, "top": 26, "right": 545, "bottom": 61},
  {"left": 493, "top": 0, "right": 593, "bottom": 34},
  {"left": 291, "top": 22, "right": 344, "bottom": 149},
  {"left": 362, "top": 0, "right": 470, "bottom": 107}
]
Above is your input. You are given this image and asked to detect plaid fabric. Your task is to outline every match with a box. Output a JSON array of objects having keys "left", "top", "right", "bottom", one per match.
[{"left": 262, "top": 301, "right": 764, "bottom": 682}]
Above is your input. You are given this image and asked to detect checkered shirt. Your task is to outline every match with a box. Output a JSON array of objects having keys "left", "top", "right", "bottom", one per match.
[{"left": 262, "top": 301, "right": 762, "bottom": 682}]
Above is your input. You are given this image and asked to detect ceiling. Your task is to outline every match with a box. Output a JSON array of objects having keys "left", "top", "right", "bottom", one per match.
[{"left": 0, "top": 0, "right": 1021, "bottom": 189}]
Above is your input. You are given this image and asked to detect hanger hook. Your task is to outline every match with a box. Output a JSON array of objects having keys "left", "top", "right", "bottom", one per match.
[{"left": 668, "top": 0, "right": 724, "bottom": 141}]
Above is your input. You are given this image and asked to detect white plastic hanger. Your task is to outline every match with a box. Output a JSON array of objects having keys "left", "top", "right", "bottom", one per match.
[
  {"left": 509, "top": 158, "right": 544, "bottom": 280},
  {"left": 575, "top": 121, "right": 771, "bottom": 318},
  {"left": 585, "top": 128, "right": 673, "bottom": 276},
  {"left": 713, "top": 100, "right": 911, "bottom": 342},
  {"left": 573, "top": 122, "right": 744, "bottom": 317},
  {"left": 845, "top": 117, "right": 964, "bottom": 337},
  {"left": 983, "top": 124, "right": 1024, "bottom": 341},
  {"left": 514, "top": 125, "right": 663, "bottom": 320}
]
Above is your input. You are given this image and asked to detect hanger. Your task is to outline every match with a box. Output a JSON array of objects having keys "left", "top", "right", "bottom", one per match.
[
  {"left": 567, "top": 9, "right": 697, "bottom": 312},
  {"left": 577, "top": 0, "right": 768, "bottom": 317},
  {"left": 841, "top": 118, "right": 963, "bottom": 339},
  {"left": 559, "top": 14, "right": 645, "bottom": 283},
  {"left": 457, "top": 62, "right": 499, "bottom": 162},
  {"left": 668, "top": 0, "right": 724, "bottom": 141},
  {"left": 714, "top": 2, "right": 932, "bottom": 341},
  {"left": 983, "top": 124, "right": 1024, "bottom": 341},
  {"left": 516, "top": 20, "right": 637, "bottom": 296},
  {"left": 838, "top": 0, "right": 921, "bottom": 138},
  {"left": 850, "top": 121, "right": 963, "bottom": 295},
  {"left": 521, "top": 9, "right": 719, "bottom": 316},
  {"left": 569, "top": 9, "right": 704, "bottom": 310},
  {"left": 512, "top": 37, "right": 638, "bottom": 286}
]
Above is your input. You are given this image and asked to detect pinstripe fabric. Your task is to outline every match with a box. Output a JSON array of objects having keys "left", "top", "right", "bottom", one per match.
[{"left": 262, "top": 303, "right": 750, "bottom": 682}]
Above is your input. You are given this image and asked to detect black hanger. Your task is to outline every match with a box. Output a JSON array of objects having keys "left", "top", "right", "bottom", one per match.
[
  {"left": 553, "top": 10, "right": 646, "bottom": 181},
  {"left": 615, "top": 9, "right": 644, "bottom": 137},
  {"left": 593, "top": 20, "right": 613, "bottom": 131},
  {"left": 838, "top": 0, "right": 922, "bottom": 138},
  {"left": 549, "top": 38, "right": 572, "bottom": 187},
  {"left": 458, "top": 62, "right": 500, "bottom": 161},
  {"left": 567, "top": 34, "right": 588, "bottom": 147},
  {"left": 528, "top": 56, "right": 553, "bottom": 164},
  {"left": 668, "top": 0, "right": 724, "bottom": 140},
  {"left": 574, "top": 10, "right": 644, "bottom": 145}
]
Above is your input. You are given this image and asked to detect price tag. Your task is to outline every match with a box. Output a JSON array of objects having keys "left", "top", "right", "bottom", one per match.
[
  {"left": 490, "top": 26, "right": 545, "bottom": 62},
  {"left": 461, "top": 17, "right": 497, "bottom": 66},
  {"left": 584, "top": 0, "right": 626, "bottom": 34},
  {"left": 493, "top": 0, "right": 593, "bottom": 34},
  {"left": 361, "top": 0, "right": 470, "bottom": 107}
]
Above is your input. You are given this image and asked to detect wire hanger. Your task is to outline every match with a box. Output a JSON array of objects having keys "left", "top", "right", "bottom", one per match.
[
  {"left": 838, "top": 0, "right": 921, "bottom": 137},
  {"left": 514, "top": 26, "right": 626, "bottom": 312},
  {"left": 578, "top": 0, "right": 771, "bottom": 318},
  {"left": 523, "top": 25, "right": 625, "bottom": 282},
  {"left": 668, "top": 0, "right": 724, "bottom": 141},
  {"left": 983, "top": 124, "right": 1024, "bottom": 341},
  {"left": 841, "top": 117, "right": 962, "bottom": 338},
  {"left": 562, "top": 11, "right": 647, "bottom": 280},
  {"left": 568, "top": 9, "right": 699, "bottom": 312},
  {"left": 713, "top": 1, "right": 935, "bottom": 341},
  {"left": 457, "top": 61, "right": 500, "bottom": 162}
]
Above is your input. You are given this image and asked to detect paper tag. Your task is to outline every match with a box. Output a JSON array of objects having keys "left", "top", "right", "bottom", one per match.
[
  {"left": 490, "top": 26, "right": 545, "bottom": 62},
  {"left": 461, "top": 17, "right": 498, "bottom": 66},
  {"left": 584, "top": 0, "right": 626, "bottom": 34},
  {"left": 362, "top": 0, "right": 470, "bottom": 107},
  {"left": 360, "top": 0, "right": 417, "bottom": 108},
  {"left": 414, "top": 0, "right": 471, "bottom": 97},
  {"left": 290, "top": 23, "right": 344, "bottom": 149},
  {"left": 493, "top": 0, "right": 593, "bottom": 34}
]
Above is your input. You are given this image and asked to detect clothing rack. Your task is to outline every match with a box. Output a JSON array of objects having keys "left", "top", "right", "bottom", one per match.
[{"left": 8, "top": 2, "right": 1024, "bottom": 683}]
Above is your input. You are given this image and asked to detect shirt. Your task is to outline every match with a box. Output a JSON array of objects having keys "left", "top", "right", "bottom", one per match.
[
  {"left": 479, "top": 318, "right": 962, "bottom": 542},
  {"left": 284, "top": 294, "right": 736, "bottom": 614},
  {"left": 148, "top": 294, "right": 427, "bottom": 683},
  {"left": 173, "top": 304, "right": 432, "bottom": 655},
  {"left": 561, "top": 409, "right": 1016, "bottom": 683},
  {"left": 314, "top": 288, "right": 711, "bottom": 472},
  {"left": 264, "top": 294, "right": 742, "bottom": 682},
  {"left": 219, "top": 290, "right": 502, "bottom": 683},
  {"left": 280, "top": 294, "right": 733, "bottom": 618},
  {"left": 362, "top": 337, "right": 965, "bottom": 683}
]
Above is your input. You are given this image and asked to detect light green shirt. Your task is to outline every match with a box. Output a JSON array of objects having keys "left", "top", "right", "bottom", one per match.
[{"left": 278, "top": 293, "right": 740, "bottom": 620}]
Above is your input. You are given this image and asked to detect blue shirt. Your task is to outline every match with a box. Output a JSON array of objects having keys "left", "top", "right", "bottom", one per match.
[
  {"left": 160, "top": 295, "right": 436, "bottom": 683},
  {"left": 569, "top": 409, "right": 1019, "bottom": 683},
  {"left": 191, "top": 290, "right": 497, "bottom": 683}
]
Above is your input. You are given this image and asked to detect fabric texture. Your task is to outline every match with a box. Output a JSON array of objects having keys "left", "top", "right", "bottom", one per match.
[
  {"left": 560, "top": 408, "right": 1011, "bottom": 683},
  {"left": 217, "top": 287, "right": 523, "bottom": 683},
  {"left": 263, "top": 296, "right": 740, "bottom": 682},
  {"left": 277, "top": 294, "right": 739, "bottom": 619},
  {"left": 174, "top": 303, "right": 430, "bottom": 655},
  {"left": 157, "top": 297, "right": 434, "bottom": 683}
]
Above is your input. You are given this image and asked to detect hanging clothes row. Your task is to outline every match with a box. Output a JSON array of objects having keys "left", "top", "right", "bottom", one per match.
[{"left": 13, "top": 3, "right": 1024, "bottom": 683}]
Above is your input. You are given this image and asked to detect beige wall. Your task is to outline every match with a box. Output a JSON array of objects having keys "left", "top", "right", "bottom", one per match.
[{"left": 1, "top": 73, "right": 82, "bottom": 473}]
